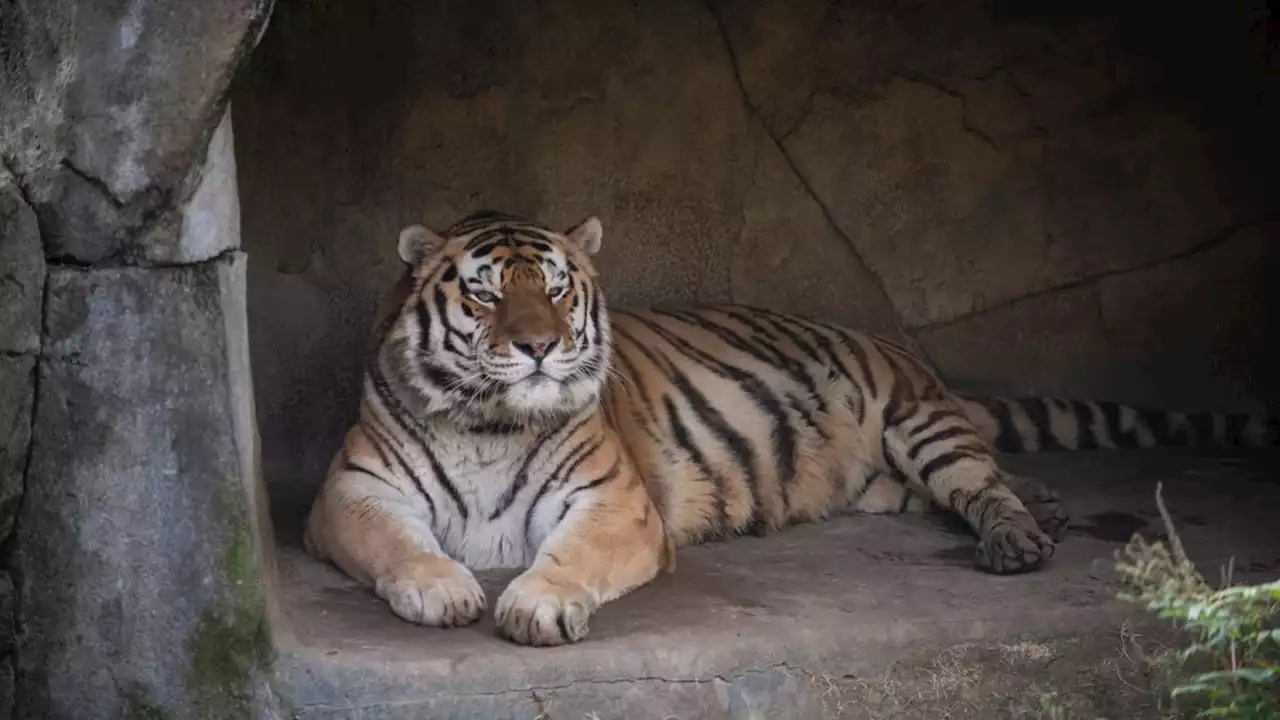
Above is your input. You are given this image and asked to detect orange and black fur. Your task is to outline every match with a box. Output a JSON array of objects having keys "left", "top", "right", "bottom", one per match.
[{"left": 303, "top": 209, "right": 1276, "bottom": 646}]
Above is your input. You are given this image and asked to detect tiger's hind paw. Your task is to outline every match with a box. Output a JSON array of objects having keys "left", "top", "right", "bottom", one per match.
[
  {"left": 974, "top": 520, "right": 1055, "bottom": 574},
  {"left": 1003, "top": 475, "right": 1070, "bottom": 542}
]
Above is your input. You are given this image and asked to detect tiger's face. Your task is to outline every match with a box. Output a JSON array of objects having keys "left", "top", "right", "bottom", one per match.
[{"left": 387, "top": 210, "right": 610, "bottom": 425}]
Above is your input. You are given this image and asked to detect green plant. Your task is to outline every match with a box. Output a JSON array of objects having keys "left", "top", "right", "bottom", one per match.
[{"left": 1115, "top": 482, "right": 1280, "bottom": 719}]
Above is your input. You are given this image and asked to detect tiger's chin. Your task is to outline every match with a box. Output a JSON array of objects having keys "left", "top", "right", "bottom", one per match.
[
  {"left": 494, "top": 374, "right": 601, "bottom": 425},
  {"left": 505, "top": 375, "right": 565, "bottom": 414}
]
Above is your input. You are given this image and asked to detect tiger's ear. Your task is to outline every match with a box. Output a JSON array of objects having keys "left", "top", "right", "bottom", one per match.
[
  {"left": 564, "top": 216, "right": 603, "bottom": 256},
  {"left": 397, "top": 224, "right": 447, "bottom": 266}
]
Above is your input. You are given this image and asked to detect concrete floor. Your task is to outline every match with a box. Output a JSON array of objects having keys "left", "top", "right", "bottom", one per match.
[{"left": 272, "top": 450, "right": 1280, "bottom": 719}]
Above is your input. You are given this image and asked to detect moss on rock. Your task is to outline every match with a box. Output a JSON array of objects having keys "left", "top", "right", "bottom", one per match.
[{"left": 186, "top": 488, "right": 276, "bottom": 719}]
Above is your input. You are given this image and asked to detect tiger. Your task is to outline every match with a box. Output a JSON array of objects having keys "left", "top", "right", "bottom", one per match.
[{"left": 302, "top": 209, "right": 1276, "bottom": 647}]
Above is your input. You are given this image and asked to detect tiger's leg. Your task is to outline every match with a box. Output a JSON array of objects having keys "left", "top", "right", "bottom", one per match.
[
  {"left": 882, "top": 406, "right": 1056, "bottom": 573},
  {"left": 305, "top": 449, "right": 486, "bottom": 628},
  {"left": 494, "top": 460, "right": 669, "bottom": 647}
]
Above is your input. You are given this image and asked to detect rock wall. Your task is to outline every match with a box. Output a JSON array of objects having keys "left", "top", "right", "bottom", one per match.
[
  {"left": 0, "top": 170, "right": 42, "bottom": 720},
  {"left": 233, "top": 0, "right": 1279, "bottom": 515},
  {"left": 1, "top": 0, "right": 282, "bottom": 718}
]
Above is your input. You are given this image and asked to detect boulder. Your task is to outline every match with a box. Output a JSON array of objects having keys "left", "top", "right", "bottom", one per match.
[{"left": 9, "top": 254, "right": 280, "bottom": 720}]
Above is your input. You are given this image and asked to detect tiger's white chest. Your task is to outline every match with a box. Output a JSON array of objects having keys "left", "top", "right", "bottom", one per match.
[{"left": 415, "top": 431, "right": 560, "bottom": 571}]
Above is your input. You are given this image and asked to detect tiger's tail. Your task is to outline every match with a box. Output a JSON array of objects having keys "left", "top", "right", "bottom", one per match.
[{"left": 957, "top": 395, "right": 1278, "bottom": 453}]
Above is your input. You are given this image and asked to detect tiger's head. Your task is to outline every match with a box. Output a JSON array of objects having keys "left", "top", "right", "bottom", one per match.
[{"left": 379, "top": 210, "right": 611, "bottom": 426}]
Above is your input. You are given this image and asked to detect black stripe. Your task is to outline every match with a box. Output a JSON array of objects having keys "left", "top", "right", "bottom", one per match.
[
  {"left": 562, "top": 457, "right": 623, "bottom": 509},
  {"left": 664, "top": 396, "right": 729, "bottom": 531},
  {"left": 728, "top": 308, "right": 825, "bottom": 366},
  {"left": 979, "top": 399, "right": 1025, "bottom": 453},
  {"left": 833, "top": 330, "right": 878, "bottom": 399},
  {"left": 898, "top": 486, "right": 914, "bottom": 513},
  {"left": 368, "top": 363, "right": 469, "bottom": 521},
  {"left": 550, "top": 438, "right": 603, "bottom": 486},
  {"left": 460, "top": 227, "right": 506, "bottom": 250},
  {"left": 630, "top": 315, "right": 798, "bottom": 491},
  {"left": 908, "top": 408, "right": 957, "bottom": 438},
  {"left": 361, "top": 417, "right": 437, "bottom": 519},
  {"left": 1071, "top": 401, "right": 1100, "bottom": 450},
  {"left": 1099, "top": 402, "right": 1142, "bottom": 449},
  {"left": 662, "top": 309, "right": 827, "bottom": 416},
  {"left": 882, "top": 432, "right": 903, "bottom": 479},
  {"left": 881, "top": 394, "right": 911, "bottom": 429},
  {"left": 918, "top": 447, "right": 987, "bottom": 486},
  {"left": 555, "top": 612, "right": 572, "bottom": 644},
  {"left": 557, "top": 439, "right": 605, "bottom": 485},
  {"left": 586, "top": 281, "right": 603, "bottom": 350},
  {"left": 750, "top": 308, "right": 865, "bottom": 421},
  {"left": 488, "top": 413, "right": 582, "bottom": 521},
  {"left": 1226, "top": 413, "right": 1249, "bottom": 447},
  {"left": 1016, "top": 398, "right": 1060, "bottom": 451},
  {"left": 465, "top": 421, "right": 524, "bottom": 435},
  {"left": 787, "top": 393, "right": 829, "bottom": 441},
  {"left": 344, "top": 461, "right": 385, "bottom": 483},
  {"left": 468, "top": 237, "right": 507, "bottom": 258},
  {"left": 612, "top": 343, "right": 650, "bottom": 403},
  {"left": 907, "top": 426, "right": 974, "bottom": 462},
  {"left": 432, "top": 286, "right": 472, "bottom": 358},
  {"left": 1138, "top": 407, "right": 1180, "bottom": 446},
  {"left": 613, "top": 324, "right": 765, "bottom": 517},
  {"left": 523, "top": 439, "right": 604, "bottom": 541},
  {"left": 1188, "top": 412, "right": 1215, "bottom": 446}
]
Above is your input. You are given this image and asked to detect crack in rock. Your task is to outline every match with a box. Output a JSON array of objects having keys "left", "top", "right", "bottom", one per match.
[{"left": 703, "top": 0, "right": 913, "bottom": 340}]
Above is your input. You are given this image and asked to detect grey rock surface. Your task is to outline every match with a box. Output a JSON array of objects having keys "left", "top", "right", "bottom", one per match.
[
  {"left": 0, "top": 177, "right": 44, "bottom": 355},
  {"left": 169, "top": 109, "right": 242, "bottom": 264},
  {"left": 9, "top": 255, "right": 278, "bottom": 720},
  {"left": 0, "top": 356, "right": 35, "bottom": 542},
  {"left": 275, "top": 450, "right": 1280, "bottom": 719},
  {"left": 2, "top": 0, "right": 271, "bottom": 265}
]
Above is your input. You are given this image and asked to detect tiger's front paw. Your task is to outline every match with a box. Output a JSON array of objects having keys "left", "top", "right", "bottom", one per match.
[
  {"left": 495, "top": 571, "right": 595, "bottom": 647},
  {"left": 974, "top": 519, "right": 1055, "bottom": 575},
  {"left": 375, "top": 555, "right": 487, "bottom": 628}
]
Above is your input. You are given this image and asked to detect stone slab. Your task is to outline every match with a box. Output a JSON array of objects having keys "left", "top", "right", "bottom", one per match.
[
  {"left": 274, "top": 450, "right": 1280, "bottom": 719},
  {"left": 0, "top": 177, "right": 44, "bottom": 355},
  {"left": 8, "top": 254, "right": 279, "bottom": 720}
]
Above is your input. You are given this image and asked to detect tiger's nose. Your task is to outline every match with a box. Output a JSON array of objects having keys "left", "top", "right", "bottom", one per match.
[{"left": 512, "top": 337, "right": 559, "bottom": 361}]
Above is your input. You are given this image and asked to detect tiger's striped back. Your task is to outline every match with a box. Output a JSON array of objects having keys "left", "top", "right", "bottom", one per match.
[{"left": 603, "top": 304, "right": 1275, "bottom": 548}]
